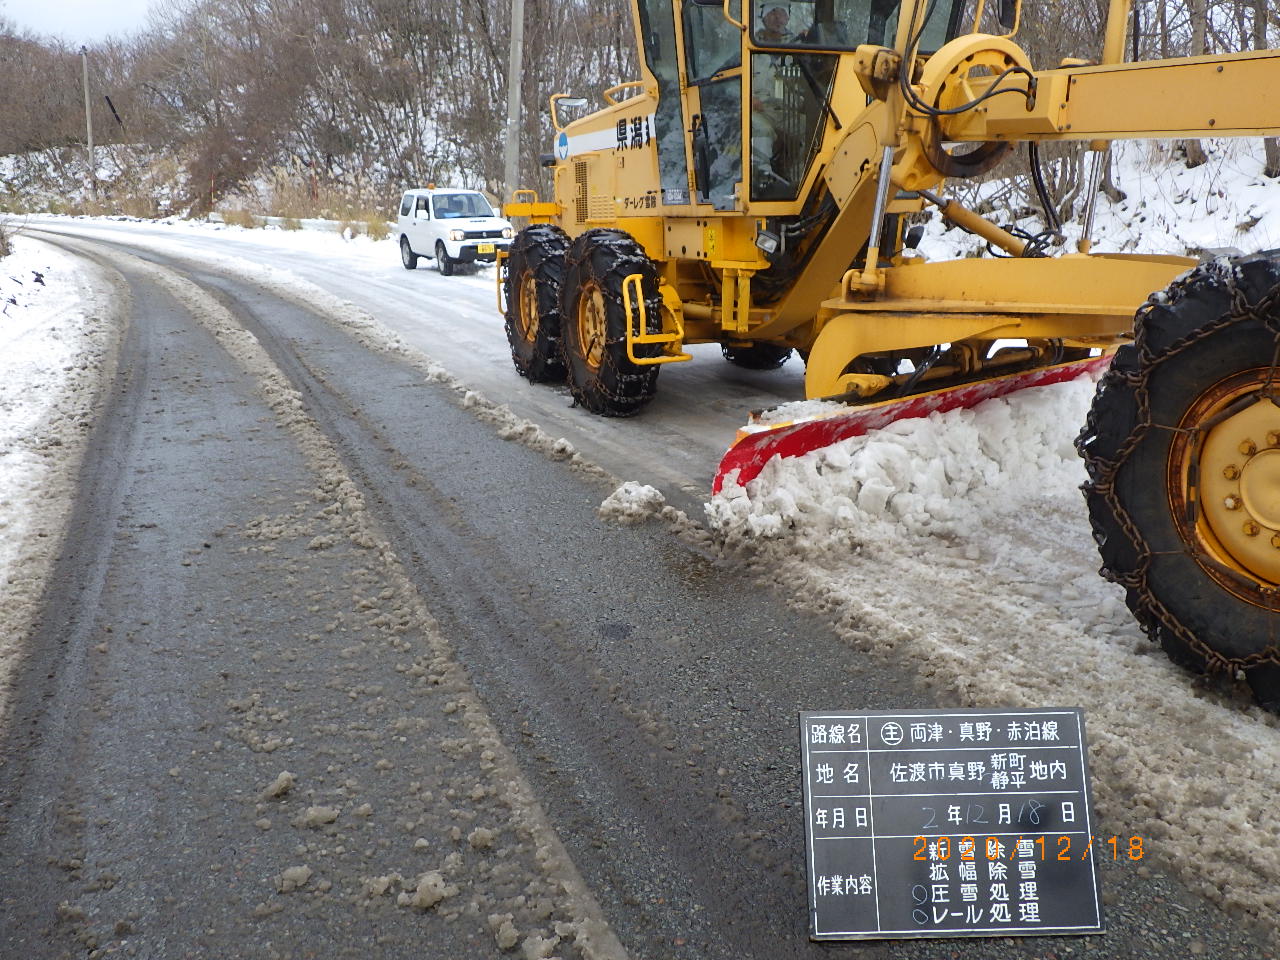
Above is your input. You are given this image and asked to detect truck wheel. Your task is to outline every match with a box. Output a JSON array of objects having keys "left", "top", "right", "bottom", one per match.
[
  {"left": 559, "top": 229, "right": 661, "bottom": 416},
  {"left": 504, "top": 224, "right": 570, "bottom": 383},
  {"left": 400, "top": 236, "right": 418, "bottom": 270},
  {"left": 1077, "top": 252, "right": 1280, "bottom": 710},
  {"left": 435, "top": 241, "right": 455, "bottom": 276},
  {"left": 721, "top": 342, "right": 792, "bottom": 370}
]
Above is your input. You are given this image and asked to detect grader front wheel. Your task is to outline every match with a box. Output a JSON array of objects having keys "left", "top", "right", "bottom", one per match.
[
  {"left": 559, "top": 229, "right": 662, "bottom": 416},
  {"left": 1078, "top": 253, "right": 1280, "bottom": 710},
  {"left": 504, "top": 225, "right": 570, "bottom": 383}
]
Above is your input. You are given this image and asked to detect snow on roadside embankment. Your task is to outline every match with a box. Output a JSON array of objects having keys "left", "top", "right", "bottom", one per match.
[
  {"left": 707, "top": 375, "right": 1280, "bottom": 921},
  {"left": 0, "top": 235, "right": 118, "bottom": 718}
]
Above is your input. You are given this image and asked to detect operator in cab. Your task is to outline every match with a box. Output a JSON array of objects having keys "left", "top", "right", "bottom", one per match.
[{"left": 750, "top": 3, "right": 804, "bottom": 198}]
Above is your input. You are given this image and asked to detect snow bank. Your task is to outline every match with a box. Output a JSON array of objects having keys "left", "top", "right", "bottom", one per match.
[
  {"left": 706, "top": 368, "right": 1280, "bottom": 921},
  {"left": 0, "top": 234, "right": 117, "bottom": 715},
  {"left": 709, "top": 376, "right": 1096, "bottom": 543},
  {"left": 920, "top": 138, "right": 1280, "bottom": 261}
]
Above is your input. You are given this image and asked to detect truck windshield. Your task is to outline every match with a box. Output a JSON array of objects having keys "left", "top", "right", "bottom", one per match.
[
  {"left": 432, "top": 194, "right": 494, "bottom": 218},
  {"left": 751, "top": 0, "right": 963, "bottom": 53}
]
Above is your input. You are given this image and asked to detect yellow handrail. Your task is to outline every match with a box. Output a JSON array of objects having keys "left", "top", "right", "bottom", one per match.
[
  {"left": 622, "top": 274, "right": 692, "bottom": 365},
  {"left": 602, "top": 81, "right": 646, "bottom": 105},
  {"left": 496, "top": 250, "right": 509, "bottom": 317}
]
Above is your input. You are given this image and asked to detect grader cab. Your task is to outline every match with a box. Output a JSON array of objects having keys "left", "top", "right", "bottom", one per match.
[{"left": 498, "top": 0, "right": 1280, "bottom": 709}]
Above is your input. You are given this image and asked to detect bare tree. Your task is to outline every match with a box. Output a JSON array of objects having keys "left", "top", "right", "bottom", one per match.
[
  {"left": 1179, "top": 0, "right": 1210, "bottom": 167},
  {"left": 1254, "top": 0, "right": 1280, "bottom": 176}
]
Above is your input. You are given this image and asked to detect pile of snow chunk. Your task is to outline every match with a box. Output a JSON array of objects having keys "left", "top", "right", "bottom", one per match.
[
  {"left": 598, "top": 481, "right": 667, "bottom": 525},
  {"left": 707, "top": 375, "right": 1098, "bottom": 544}
]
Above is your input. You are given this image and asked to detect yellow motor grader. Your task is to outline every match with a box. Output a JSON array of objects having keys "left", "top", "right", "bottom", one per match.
[{"left": 498, "top": 0, "right": 1280, "bottom": 709}]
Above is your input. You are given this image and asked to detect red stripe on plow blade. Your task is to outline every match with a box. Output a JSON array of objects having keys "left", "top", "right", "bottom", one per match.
[{"left": 711, "top": 354, "right": 1113, "bottom": 493}]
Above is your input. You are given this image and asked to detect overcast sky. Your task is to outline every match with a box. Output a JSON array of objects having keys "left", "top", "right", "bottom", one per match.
[{"left": 2, "top": 0, "right": 156, "bottom": 46}]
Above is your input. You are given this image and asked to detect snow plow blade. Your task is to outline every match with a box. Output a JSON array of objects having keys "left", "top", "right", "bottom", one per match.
[{"left": 713, "top": 354, "right": 1113, "bottom": 493}]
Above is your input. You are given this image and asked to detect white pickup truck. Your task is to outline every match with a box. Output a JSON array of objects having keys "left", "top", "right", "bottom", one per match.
[{"left": 396, "top": 187, "right": 513, "bottom": 276}]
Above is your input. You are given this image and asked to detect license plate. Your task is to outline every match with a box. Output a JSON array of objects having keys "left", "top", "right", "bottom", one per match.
[{"left": 477, "top": 243, "right": 495, "bottom": 254}]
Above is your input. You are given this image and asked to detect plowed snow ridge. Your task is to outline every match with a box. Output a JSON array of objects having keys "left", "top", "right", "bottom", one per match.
[{"left": 708, "top": 376, "right": 1280, "bottom": 919}]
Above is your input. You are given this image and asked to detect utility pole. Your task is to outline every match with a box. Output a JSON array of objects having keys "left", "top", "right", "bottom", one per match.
[
  {"left": 501, "top": 0, "right": 525, "bottom": 201},
  {"left": 80, "top": 46, "right": 95, "bottom": 198}
]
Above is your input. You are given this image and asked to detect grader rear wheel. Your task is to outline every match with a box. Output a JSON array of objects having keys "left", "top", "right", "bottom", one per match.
[
  {"left": 504, "top": 224, "right": 570, "bottom": 383},
  {"left": 559, "top": 229, "right": 662, "bottom": 416},
  {"left": 1078, "top": 252, "right": 1280, "bottom": 710}
]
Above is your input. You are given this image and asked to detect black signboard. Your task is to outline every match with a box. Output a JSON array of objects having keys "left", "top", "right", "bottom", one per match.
[{"left": 799, "top": 708, "right": 1103, "bottom": 940}]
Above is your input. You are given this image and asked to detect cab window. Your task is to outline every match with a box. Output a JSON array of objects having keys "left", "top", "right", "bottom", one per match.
[
  {"left": 750, "top": 0, "right": 962, "bottom": 53},
  {"left": 400, "top": 194, "right": 412, "bottom": 217},
  {"left": 636, "top": 0, "right": 692, "bottom": 204},
  {"left": 684, "top": 0, "right": 741, "bottom": 82},
  {"left": 415, "top": 196, "right": 430, "bottom": 217},
  {"left": 750, "top": 50, "right": 836, "bottom": 201}
]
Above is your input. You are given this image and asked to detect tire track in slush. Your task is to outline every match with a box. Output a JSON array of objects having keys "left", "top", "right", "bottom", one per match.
[
  {"left": 1, "top": 236, "right": 627, "bottom": 960},
  {"left": 153, "top": 247, "right": 813, "bottom": 957},
  {"left": 130, "top": 249, "right": 631, "bottom": 960},
  {"left": 81, "top": 237, "right": 872, "bottom": 958}
]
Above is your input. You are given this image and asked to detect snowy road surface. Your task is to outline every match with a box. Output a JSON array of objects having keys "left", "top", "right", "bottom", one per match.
[
  {"left": 23, "top": 215, "right": 809, "bottom": 516},
  {"left": 0, "top": 219, "right": 1276, "bottom": 957}
]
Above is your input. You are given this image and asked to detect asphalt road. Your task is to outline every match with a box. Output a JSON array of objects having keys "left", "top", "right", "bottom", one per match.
[
  {"left": 21, "top": 216, "right": 813, "bottom": 516},
  {"left": 0, "top": 232, "right": 1273, "bottom": 959}
]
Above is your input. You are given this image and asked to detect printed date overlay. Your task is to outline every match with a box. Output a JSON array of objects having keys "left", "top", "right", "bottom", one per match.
[{"left": 799, "top": 708, "right": 1104, "bottom": 940}]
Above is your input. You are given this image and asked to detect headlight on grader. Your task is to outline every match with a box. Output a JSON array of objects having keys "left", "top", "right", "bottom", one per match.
[{"left": 755, "top": 230, "right": 781, "bottom": 255}]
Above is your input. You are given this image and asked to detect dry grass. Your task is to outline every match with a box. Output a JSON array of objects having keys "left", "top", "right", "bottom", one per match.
[
  {"left": 1, "top": 148, "right": 189, "bottom": 220},
  {"left": 220, "top": 208, "right": 259, "bottom": 229},
  {"left": 335, "top": 213, "right": 391, "bottom": 240},
  {"left": 256, "top": 159, "right": 395, "bottom": 227},
  {"left": 363, "top": 214, "right": 390, "bottom": 241},
  {"left": 169, "top": 157, "right": 397, "bottom": 234},
  {"left": 0, "top": 218, "right": 12, "bottom": 259}
]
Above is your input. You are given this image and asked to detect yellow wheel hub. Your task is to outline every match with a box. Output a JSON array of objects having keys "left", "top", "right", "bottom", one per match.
[
  {"left": 1174, "top": 368, "right": 1280, "bottom": 593},
  {"left": 577, "top": 282, "right": 607, "bottom": 370},
  {"left": 517, "top": 271, "right": 540, "bottom": 343}
]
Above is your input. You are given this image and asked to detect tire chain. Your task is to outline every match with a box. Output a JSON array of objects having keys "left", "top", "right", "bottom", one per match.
[
  {"left": 505, "top": 226, "right": 569, "bottom": 380},
  {"left": 1076, "top": 258, "right": 1280, "bottom": 673},
  {"left": 562, "top": 230, "right": 661, "bottom": 413}
]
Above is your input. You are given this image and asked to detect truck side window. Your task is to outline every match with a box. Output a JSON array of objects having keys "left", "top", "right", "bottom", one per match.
[
  {"left": 416, "top": 197, "right": 430, "bottom": 218},
  {"left": 400, "top": 195, "right": 412, "bottom": 217},
  {"left": 681, "top": 0, "right": 744, "bottom": 208}
]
